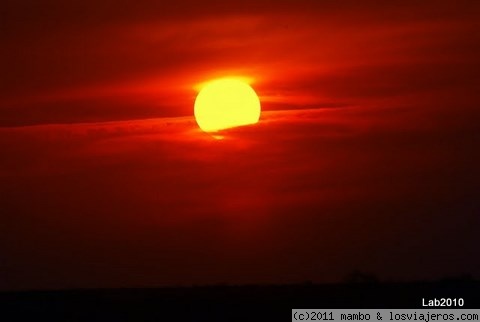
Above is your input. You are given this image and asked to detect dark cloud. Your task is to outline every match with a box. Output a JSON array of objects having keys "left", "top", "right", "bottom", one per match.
[
  {"left": 1, "top": 105, "right": 479, "bottom": 290},
  {"left": 1, "top": 0, "right": 479, "bottom": 125}
]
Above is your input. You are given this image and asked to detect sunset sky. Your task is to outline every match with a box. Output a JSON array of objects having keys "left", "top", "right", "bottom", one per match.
[{"left": 1, "top": 0, "right": 480, "bottom": 291}]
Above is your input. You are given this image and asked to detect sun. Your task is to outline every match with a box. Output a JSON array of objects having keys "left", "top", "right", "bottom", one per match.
[{"left": 194, "top": 78, "right": 261, "bottom": 132}]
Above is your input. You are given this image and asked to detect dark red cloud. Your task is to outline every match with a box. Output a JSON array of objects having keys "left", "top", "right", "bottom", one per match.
[
  {"left": 1, "top": 0, "right": 479, "bottom": 125},
  {"left": 1, "top": 104, "right": 479, "bottom": 290}
]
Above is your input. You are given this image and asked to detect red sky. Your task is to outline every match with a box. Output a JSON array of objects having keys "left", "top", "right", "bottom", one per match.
[
  {"left": 2, "top": 0, "right": 479, "bottom": 125},
  {"left": 1, "top": 0, "right": 480, "bottom": 290}
]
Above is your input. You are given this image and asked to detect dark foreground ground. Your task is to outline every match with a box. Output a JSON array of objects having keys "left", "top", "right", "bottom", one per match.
[{"left": 1, "top": 281, "right": 479, "bottom": 321}]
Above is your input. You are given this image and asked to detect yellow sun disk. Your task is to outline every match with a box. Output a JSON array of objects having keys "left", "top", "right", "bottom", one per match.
[{"left": 194, "top": 79, "right": 261, "bottom": 132}]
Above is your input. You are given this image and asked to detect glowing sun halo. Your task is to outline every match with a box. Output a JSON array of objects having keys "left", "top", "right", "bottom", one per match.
[{"left": 194, "top": 79, "right": 261, "bottom": 132}]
